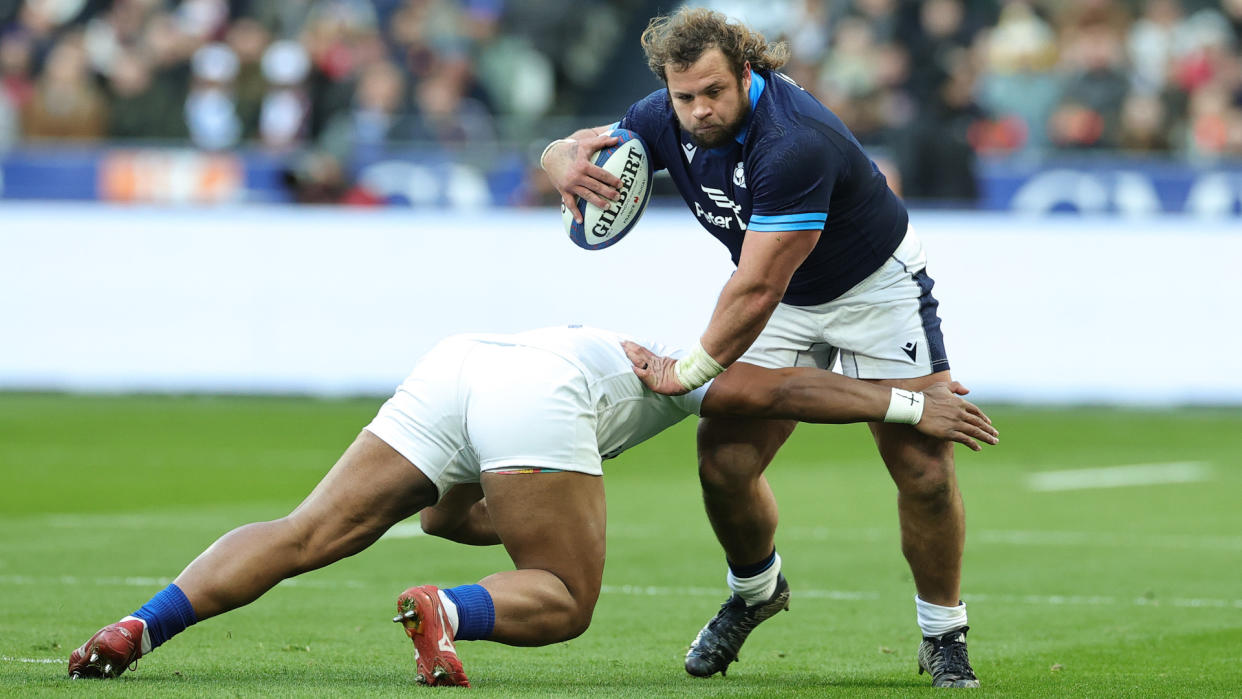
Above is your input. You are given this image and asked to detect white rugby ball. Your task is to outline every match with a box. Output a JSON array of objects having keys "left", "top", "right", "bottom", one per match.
[{"left": 562, "top": 129, "right": 653, "bottom": 250}]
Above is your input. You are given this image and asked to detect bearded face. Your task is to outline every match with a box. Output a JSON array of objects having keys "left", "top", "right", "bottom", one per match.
[{"left": 666, "top": 48, "right": 752, "bottom": 149}]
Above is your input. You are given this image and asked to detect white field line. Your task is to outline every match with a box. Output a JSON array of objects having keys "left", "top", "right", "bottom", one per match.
[
  {"left": 971, "top": 529, "right": 1242, "bottom": 551},
  {"left": 2, "top": 656, "right": 61, "bottom": 664},
  {"left": 0, "top": 574, "right": 364, "bottom": 590},
  {"left": 14, "top": 512, "right": 1242, "bottom": 551},
  {"left": 773, "top": 525, "right": 1242, "bottom": 551},
  {"left": 599, "top": 586, "right": 1242, "bottom": 609},
  {"left": 1026, "top": 462, "right": 1211, "bottom": 492},
  {"left": 600, "top": 586, "right": 1242, "bottom": 610},
  {"left": 376, "top": 521, "right": 1242, "bottom": 550},
  {"left": 2, "top": 574, "right": 1238, "bottom": 611}
]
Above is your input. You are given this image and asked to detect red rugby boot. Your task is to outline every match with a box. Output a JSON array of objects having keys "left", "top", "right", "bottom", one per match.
[
  {"left": 67, "top": 618, "right": 147, "bottom": 679},
  {"left": 393, "top": 585, "right": 470, "bottom": 687}
]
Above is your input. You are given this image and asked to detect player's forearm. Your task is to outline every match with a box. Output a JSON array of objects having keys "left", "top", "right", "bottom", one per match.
[
  {"left": 764, "top": 368, "right": 889, "bottom": 422},
  {"left": 703, "top": 363, "right": 887, "bottom": 423},
  {"left": 699, "top": 273, "right": 785, "bottom": 366}
]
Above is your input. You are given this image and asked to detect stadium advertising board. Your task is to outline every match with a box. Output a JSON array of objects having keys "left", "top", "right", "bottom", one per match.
[{"left": 3, "top": 148, "right": 1242, "bottom": 214}]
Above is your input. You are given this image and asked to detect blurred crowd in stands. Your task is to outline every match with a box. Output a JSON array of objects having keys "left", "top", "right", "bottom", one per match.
[{"left": 1, "top": 0, "right": 1240, "bottom": 202}]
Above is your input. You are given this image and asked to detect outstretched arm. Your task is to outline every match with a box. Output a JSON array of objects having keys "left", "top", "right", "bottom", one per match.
[{"left": 624, "top": 341, "right": 998, "bottom": 451}]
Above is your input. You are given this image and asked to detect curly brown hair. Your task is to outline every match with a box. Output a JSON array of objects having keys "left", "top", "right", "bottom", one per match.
[{"left": 641, "top": 7, "right": 789, "bottom": 83}]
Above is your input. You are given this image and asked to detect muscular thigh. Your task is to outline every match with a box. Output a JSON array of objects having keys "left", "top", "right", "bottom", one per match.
[
  {"left": 289, "top": 430, "right": 439, "bottom": 551},
  {"left": 866, "top": 371, "right": 956, "bottom": 486},
  {"left": 697, "top": 415, "right": 797, "bottom": 475},
  {"left": 719, "top": 307, "right": 819, "bottom": 472},
  {"left": 482, "top": 471, "right": 606, "bottom": 605}
]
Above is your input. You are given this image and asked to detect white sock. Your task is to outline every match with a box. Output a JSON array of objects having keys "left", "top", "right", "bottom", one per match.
[
  {"left": 726, "top": 552, "right": 782, "bottom": 606},
  {"left": 436, "top": 590, "right": 460, "bottom": 636},
  {"left": 915, "top": 595, "right": 967, "bottom": 638},
  {"left": 120, "top": 615, "right": 153, "bottom": 655}
]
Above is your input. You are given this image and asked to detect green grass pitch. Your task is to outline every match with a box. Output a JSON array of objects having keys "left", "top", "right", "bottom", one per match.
[{"left": 2, "top": 393, "right": 1240, "bottom": 696}]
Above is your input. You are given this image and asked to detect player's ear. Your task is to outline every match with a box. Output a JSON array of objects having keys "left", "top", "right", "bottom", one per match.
[{"left": 741, "top": 61, "right": 751, "bottom": 91}]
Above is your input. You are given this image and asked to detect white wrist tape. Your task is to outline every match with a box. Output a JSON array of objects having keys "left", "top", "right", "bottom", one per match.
[
  {"left": 539, "top": 138, "right": 575, "bottom": 168},
  {"left": 884, "top": 388, "right": 925, "bottom": 425},
  {"left": 674, "top": 343, "right": 726, "bottom": 391}
]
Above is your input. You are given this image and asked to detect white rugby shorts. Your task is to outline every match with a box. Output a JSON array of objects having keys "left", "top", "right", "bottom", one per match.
[
  {"left": 364, "top": 337, "right": 602, "bottom": 500},
  {"left": 741, "top": 228, "right": 950, "bottom": 379}
]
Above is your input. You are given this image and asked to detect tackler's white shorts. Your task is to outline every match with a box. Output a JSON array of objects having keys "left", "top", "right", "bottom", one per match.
[
  {"left": 364, "top": 336, "right": 602, "bottom": 500},
  {"left": 741, "top": 228, "right": 950, "bottom": 379}
]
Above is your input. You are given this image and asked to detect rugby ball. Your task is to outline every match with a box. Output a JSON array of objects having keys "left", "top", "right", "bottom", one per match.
[{"left": 562, "top": 129, "right": 653, "bottom": 250}]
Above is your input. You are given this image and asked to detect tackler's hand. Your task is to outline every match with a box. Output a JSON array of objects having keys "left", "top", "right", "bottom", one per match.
[
  {"left": 916, "top": 382, "right": 999, "bottom": 452},
  {"left": 622, "top": 340, "right": 691, "bottom": 396}
]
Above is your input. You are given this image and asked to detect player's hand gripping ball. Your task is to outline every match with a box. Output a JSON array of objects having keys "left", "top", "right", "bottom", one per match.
[{"left": 562, "top": 129, "right": 653, "bottom": 250}]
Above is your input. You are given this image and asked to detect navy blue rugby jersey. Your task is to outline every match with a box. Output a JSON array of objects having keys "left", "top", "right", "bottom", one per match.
[{"left": 618, "top": 70, "right": 908, "bottom": 306}]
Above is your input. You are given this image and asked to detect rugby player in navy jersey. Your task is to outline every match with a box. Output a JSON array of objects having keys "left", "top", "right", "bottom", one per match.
[
  {"left": 541, "top": 8, "right": 981, "bottom": 688},
  {"left": 66, "top": 326, "right": 995, "bottom": 686}
]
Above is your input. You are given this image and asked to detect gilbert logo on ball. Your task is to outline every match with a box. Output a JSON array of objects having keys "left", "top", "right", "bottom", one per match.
[{"left": 563, "top": 129, "right": 653, "bottom": 250}]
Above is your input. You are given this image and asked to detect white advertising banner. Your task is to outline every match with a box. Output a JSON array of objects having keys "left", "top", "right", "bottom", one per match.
[{"left": 2, "top": 203, "right": 1239, "bottom": 404}]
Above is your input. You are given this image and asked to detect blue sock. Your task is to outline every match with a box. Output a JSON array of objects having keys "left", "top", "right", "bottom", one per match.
[
  {"left": 727, "top": 549, "right": 777, "bottom": 579},
  {"left": 441, "top": 584, "right": 494, "bottom": 641},
  {"left": 131, "top": 583, "right": 198, "bottom": 649}
]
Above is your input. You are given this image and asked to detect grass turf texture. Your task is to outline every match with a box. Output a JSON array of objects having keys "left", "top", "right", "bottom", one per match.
[{"left": 2, "top": 393, "right": 1240, "bottom": 697}]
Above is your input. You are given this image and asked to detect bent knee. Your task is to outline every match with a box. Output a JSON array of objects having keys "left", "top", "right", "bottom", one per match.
[
  {"left": 698, "top": 458, "right": 757, "bottom": 493},
  {"left": 892, "top": 458, "right": 958, "bottom": 504},
  {"left": 697, "top": 443, "right": 780, "bottom": 489},
  {"left": 418, "top": 509, "right": 452, "bottom": 539},
  {"left": 697, "top": 419, "right": 793, "bottom": 478},
  {"left": 559, "top": 607, "right": 594, "bottom": 642},
  {"left": 560, "top": 602, "right": 595, "bottom": 641},
  {"left": 533, "top": 594, "right": 595, "bottom": 644}
]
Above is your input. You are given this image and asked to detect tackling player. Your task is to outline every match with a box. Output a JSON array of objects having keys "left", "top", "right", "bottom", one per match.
[
  {"left": 68, "top": 325, "right": 996, "bottom": 686},
  {"left": 541, "top": 8, "right": 981, "bottom": 688}
]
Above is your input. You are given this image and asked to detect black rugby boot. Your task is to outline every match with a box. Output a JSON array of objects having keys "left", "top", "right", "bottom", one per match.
[
  {"left": 917, "top": 625, "right": 980, "bottom": 688},
  {"left": 684, "top": 573, "right": 790, "bottom": 677}
]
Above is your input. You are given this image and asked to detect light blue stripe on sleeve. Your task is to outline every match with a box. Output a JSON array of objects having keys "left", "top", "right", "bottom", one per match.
[
  {"left": 749, "top": 213, "right": 827, "bottom": 225},
  {"left": 747, "top": 212, "right": 827, "bottom": 231},
  {"left": 748, "top": 222, "right": 825, "bottom": 232}
]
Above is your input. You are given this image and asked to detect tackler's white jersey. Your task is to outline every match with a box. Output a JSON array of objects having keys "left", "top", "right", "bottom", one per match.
[
  {"left": 365, "top": 326, "right": 708, "bottom": 499},
  {"left": 462, "top": 326, "right": 708, "bottom": 461}
]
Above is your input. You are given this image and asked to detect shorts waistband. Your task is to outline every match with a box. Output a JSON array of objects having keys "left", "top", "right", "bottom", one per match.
[{"left": 890, "top": 225, "right": 925, "bottom": 272}]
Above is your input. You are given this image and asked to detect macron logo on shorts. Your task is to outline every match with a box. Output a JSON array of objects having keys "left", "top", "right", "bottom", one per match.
[{"left": 902, "top": 342, "right": 918, "bottom": 362}]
